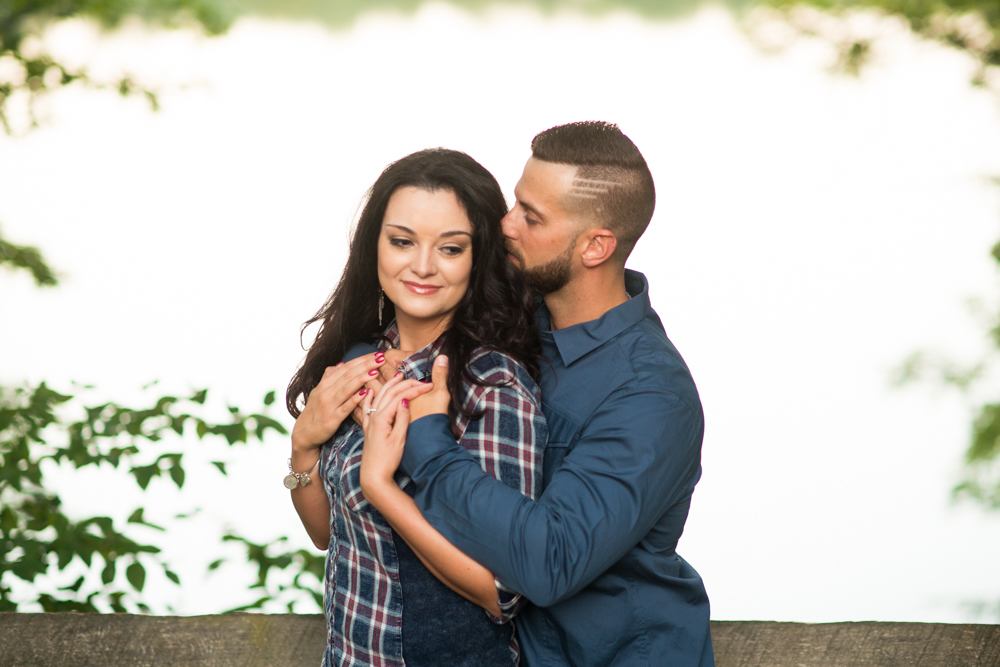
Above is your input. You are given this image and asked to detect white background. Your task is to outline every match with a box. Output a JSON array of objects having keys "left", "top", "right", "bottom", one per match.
[{"left": 2, "top": 3, "right": 1000, "bottom": 621}]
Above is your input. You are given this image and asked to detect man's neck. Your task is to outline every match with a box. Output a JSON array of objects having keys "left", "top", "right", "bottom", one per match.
[{"left": 543, "top": 268, "right": 630, "bottom": 331}]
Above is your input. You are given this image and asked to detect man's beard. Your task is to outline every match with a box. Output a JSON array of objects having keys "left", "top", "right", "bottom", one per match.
[{"left": 508, "top": 241, "right": 574, "bottom": 295}]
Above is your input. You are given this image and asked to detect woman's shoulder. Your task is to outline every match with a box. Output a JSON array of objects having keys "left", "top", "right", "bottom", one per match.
[{"left": 465, "top": 348, "right": 540, "bottom": 400}]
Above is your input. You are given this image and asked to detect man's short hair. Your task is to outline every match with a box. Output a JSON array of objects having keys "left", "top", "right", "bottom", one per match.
[{"left": 531, "top": 121, "right": 655, "bottom": 262}]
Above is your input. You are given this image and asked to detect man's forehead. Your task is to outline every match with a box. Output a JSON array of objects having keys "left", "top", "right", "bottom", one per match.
[
  {"left": 518, "top": 157, "right": 613, "bottom": 225},
  {"left": 517, "top": 158, "right": 577, "bottom": 208}
]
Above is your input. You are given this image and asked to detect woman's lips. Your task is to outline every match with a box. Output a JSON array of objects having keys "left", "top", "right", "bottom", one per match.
[{"left": 403, "top": 281, "right": 441, "bottom": 295}]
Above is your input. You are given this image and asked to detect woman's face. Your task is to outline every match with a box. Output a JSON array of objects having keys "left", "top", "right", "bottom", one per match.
[{"left": 377, "top": 186, "right": 474, "bottom": 335}]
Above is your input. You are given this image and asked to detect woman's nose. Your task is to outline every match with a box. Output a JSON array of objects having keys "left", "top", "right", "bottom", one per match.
[{"left": 411, "top": 246, "right": 436, "bottom": 277}]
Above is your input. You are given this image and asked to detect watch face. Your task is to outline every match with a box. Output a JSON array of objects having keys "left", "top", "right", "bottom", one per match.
[{"left": 283, "top": 473, "right": 299, "bottom": 490}]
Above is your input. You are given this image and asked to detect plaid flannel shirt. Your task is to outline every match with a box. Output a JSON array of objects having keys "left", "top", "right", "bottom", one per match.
[{"left": 320, "top": 325, "right": 547, "bottom": 667}]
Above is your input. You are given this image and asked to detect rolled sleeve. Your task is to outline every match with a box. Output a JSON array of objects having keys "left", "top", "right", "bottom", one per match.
[
  {"left": 403, "top": 386, "right": 703, "bottom": 608},
  {"left": 404, "top": 366, "right": 546, "bottom": 623}
]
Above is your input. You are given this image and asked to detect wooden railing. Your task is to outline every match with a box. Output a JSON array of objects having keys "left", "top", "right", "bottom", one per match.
[{"left": 1, "top": 613, "right": 998, "bottom": 666}]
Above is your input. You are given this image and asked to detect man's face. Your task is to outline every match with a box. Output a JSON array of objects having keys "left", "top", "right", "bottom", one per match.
[{"left": 501, "top": 157, "right": 583, "bottom": 295}]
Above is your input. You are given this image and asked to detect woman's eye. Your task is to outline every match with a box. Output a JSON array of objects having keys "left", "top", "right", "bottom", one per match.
[
  {"left": 525, "top": 217, "right": 540, "bottom": 226},
  {"left": 389, "top": 237, "right": 413, "bottom": 248},
  {"left": 440, "top": 245, "right": 466, "bottom": 257}
]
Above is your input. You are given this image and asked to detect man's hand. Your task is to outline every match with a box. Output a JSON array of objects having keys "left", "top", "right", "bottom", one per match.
[{"left": 409, "top": 354, "right": 452, "bottom": 421}]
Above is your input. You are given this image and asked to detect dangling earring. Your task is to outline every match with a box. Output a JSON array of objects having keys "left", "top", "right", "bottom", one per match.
[{"left": 378, "top": 289, "right": 384, "bottom": 327}]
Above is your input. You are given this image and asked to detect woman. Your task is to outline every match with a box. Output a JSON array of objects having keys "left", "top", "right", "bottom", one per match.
[{"left": 285, "top": 149, "right": 546, "bottom": 667}]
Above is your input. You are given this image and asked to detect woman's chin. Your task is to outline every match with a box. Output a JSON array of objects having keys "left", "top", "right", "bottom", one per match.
[{"left": 393, "top": 306, "right": 459, "bottom": 329}]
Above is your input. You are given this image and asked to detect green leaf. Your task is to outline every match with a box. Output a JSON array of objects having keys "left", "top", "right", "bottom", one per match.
[
  {"left": 263, "top": 391, "right": 275, "bottom": 406},
  {"left": 190, "top": 389, "right": 208, "bottom": 405},
  {"left": 101, "top": 560, "right": 116, "bottom": 585},
  {"left": 210, "top": 461, "right": 227, "bottom": 475},
  {"left": 164, "top": 569, "right": 180, "bottom": 585},
  {"left": 252, "top": 414, "right": 289, "bottom": 440},
  {"left": 59, "top": 576, "right": 85, "bottom": 593},
  {"left": 0, "top": 232, "right": 59, "bottom": 287},
  {"left": 126, "top": 561, "right": 145, "bottom": 592},
  {"left": 969, "top": 403, "right": 1000, "bottom": 462},
  {"left": 207, "top": 558, "right": 225, "bottom": 571},
  {"left": 169, "top": 461, "right": 185, "bottom": 489},
  {"left": 108, "top": 592, "right": 126, "bottom": 613},
  {"left": 215, "top": 423, "right": 247, "bottom": 445},
  {"left": 127, "top": 507, "right": 165, "bottom": 531},
  {"left": 224, "top": 596, "right": 270, "bottom": 613}
]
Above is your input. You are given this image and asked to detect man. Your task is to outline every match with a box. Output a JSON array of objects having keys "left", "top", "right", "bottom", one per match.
[{"left": 401, "top": 121, "right": 714, "bottom": 666}]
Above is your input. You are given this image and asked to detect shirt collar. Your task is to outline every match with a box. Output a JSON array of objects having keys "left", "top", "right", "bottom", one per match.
[
  {"left": 377, "top": 321, "right": 445, "bottom": 381},
  {"left": 538, "top": 270, "right": 651, "bottom": 367}
]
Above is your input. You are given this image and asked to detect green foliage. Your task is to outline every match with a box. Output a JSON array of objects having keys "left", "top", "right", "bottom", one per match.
[
  {"left": 0, "top": 0, "right": 234, "bottom": 133},
  {"left": 1, "top": 216, "right": 320, "bottom": 616},
  {"left": 212, "top": 534, "right": 325, "bottom": 613},
  {"left": 956, "top": 398, "right": 1000, "bottom": 508},
  {"left": 235, "top": 0, "right": 754, "bottom": 29},
  {"left": 762, "top": 0, "right": 1000, "bottom": 83},
  {"left": 0, "top": 228, "right": 58, "bottom": 287},
  {"left": 895, "top": 247, "right": 1000, "bottom": 511},
  {"left": 0, "top": 381, "right": 288, "bottom": 612}
]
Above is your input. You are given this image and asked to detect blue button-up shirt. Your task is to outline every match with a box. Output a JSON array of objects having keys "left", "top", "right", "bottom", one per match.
[{"left": 401, "top": 270, "right": 713, "bottom": 667}]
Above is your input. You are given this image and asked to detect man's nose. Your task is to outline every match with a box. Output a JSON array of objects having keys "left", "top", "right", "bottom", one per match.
[{"left": 501, "top": 209, "right": 518, "bottom": 240}]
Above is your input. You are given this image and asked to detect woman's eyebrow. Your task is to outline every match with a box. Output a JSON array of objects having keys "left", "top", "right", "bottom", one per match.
[
  {"left": 385, "top": 224, "right": 470, "bottom": 239},
  {"left": 385, "top": 224, "right": 415, "bottom": 234}
]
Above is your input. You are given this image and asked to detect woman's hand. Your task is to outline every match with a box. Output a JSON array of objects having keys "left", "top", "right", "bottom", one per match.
[
  {"left": 358, "top": 372, "right": 433, "bottom": 502},
  {"left": 291, "top": 352, "right": 387, "bottom": 459},
  {"left": 349, "top": 347, "right": 412, "bottom": 427}
]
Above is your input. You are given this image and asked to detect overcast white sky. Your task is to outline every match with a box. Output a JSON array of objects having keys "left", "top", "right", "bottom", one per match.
[{"left": 3, "top": 3, "right": 1000, "bottom": 622}]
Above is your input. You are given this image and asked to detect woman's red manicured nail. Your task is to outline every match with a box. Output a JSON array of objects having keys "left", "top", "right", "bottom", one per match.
[
  {"left": 395, "top": 371, "right": 402, "bottom": 378},
  {"left": 368, "top": 369, "right": 379, "bottom": 376},
  {"left": 401, "top": 399, "right": 409, "bottom": 409},
  {"left": 359, "top": 388, "right": 367, "bottom": 396}
]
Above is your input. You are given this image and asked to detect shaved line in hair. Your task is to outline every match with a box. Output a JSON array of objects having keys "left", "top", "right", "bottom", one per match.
[{"left": 567, "top": 177, "right": 619, "bottom": 200}]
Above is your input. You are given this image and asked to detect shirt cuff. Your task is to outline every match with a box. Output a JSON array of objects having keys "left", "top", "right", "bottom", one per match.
[
  {"left": 488, "top": 578, "right": 525, "bottom": 624},
  {"left": 342, "top": 341, "right": 377, "bottom": 363}
]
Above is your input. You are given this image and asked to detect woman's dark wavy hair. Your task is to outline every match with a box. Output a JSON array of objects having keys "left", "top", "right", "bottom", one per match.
[{"left": 286, "top": 148, "right": 540, "bottom": 429}]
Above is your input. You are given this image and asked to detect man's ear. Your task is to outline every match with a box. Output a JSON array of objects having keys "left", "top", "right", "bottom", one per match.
[{"left": 579, "top": 229, "right": 618, "bottom": 268}]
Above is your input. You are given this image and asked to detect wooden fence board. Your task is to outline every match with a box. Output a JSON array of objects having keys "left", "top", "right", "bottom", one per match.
[
  {"left": 1, "top": 614, "right": 998, "bottom": 666},
  {"left": 711, "top": 621, "right": 1000, "bottom": 667}
]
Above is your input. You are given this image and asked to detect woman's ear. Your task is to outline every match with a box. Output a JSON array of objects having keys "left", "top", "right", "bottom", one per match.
[{"left": 579, "top": 229, "right": 618, "bottom": 268}]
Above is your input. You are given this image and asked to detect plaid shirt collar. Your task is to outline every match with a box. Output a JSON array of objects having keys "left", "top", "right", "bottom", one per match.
[{"left": 378, "top": 321, "right": 445, "bottom": 382}]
